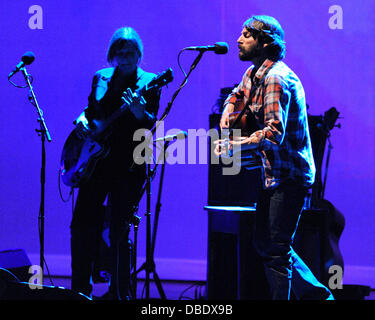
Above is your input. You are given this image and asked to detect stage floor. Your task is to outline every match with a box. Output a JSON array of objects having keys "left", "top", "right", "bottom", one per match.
[
  {"left": 44, "top": 276, "right": 206, "bottom": 300},
  {"left": 42, "top": 276, "right": 375, "bottom": 301}
]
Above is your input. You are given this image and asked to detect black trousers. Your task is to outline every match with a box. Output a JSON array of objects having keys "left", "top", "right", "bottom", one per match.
[
  {"left": 70, "top": 157, "right": 145, "bottom": 299},
  {"left": 254, "top": 179, "right": 332, "bottom": 300}
]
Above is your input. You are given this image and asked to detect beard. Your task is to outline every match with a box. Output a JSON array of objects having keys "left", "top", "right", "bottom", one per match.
[{"left": 239, "top": 45, "right": 262, "bottom": 61}]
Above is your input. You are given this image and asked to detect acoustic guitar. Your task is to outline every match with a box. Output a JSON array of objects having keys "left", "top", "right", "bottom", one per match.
[{"left": 225, "top": 92, "right": 263, "bottom": 169}]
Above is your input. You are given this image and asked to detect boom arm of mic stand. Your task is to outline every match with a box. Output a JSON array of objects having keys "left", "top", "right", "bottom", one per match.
[
  {"left": 150, "top": 50, "right": 204, "bottom": 136},
  {"left": 129, "top": 50, "right": 204, "bottom": 173},
  {"left": 21, "top": 67, "right": 52, "bottom": 142}
]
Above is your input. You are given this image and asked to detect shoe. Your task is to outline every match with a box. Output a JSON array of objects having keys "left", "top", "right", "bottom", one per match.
[
  {"left": 94, "top": 290, "right": 131, "bottom": 300},
  {"left": 326, "top": 293, "right": 335, "bottom": 300}
]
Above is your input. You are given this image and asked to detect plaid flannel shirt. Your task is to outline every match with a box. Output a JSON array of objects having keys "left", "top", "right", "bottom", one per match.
[{"left": 223, "top": 59, "right": 315, "bottom": 189}]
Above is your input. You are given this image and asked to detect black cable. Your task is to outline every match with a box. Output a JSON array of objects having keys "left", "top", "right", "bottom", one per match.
[
  {"left": 58, "top": 168, "right": 74, "bottom": 203},
  {"left": 178, "top": 283, "right": 196, "bottom": 300},
  {"left": 177, "top": 49, "right": 188, "bottom": 85},
  {"left": 178, "top": 282, "right": 206, "bottom": 300},
  {"left": 8, "top": 72, "right": 33, "bottom": 88}
]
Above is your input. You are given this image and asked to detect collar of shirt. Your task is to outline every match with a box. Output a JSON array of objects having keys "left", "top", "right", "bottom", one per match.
[{"left": 252, "top": 59, "right": 276, "bottom": 87}]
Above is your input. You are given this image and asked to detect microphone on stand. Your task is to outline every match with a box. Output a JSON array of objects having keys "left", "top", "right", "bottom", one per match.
[
  {"left": 8, "top": 51, "right": 35, "bottom": 79},
  {"left": 154, "top": 130, "right": 188, "bottom": 142},
  {"left": 184, "top": 42, "right": 228, "bottom": 54}
]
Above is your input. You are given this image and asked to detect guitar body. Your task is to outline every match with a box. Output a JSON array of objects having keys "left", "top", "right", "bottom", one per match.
[
  {"left": 60, "top": 127, "right": 109, "bottom": 187},
  {"left": 229, "top": 97, "right": 260, "bottom": 137},
  {"left": 60, "top": 68, "right": 173, "bottom": 188},
  {"left": 227, "top": 99, "right": 263, "bottom": 169},
  {"left": 317, "top": 199, "right": 345, "bottom": 280}
]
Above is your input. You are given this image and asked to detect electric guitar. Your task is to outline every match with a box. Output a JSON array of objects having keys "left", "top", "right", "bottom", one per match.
[{"left": 60, "top": 68, "right": 173, "bottom": 188}]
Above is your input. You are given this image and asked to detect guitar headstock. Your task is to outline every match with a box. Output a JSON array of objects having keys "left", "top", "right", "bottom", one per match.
[
  {"left": 323, "top": 107, "right": 340, "bottom": 131},
  {"left": 146, "top": 68, "right": 174, "bottom": 91}
]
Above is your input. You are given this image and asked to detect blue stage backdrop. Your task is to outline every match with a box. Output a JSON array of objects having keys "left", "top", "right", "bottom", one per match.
[{"left": 0, "top": 0, "right": 374, "bottom": 285}]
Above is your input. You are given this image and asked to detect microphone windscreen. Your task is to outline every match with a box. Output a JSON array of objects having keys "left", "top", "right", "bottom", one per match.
[
  {"left": 214, "top": 42, "right": 229, "bottom": 54},
  {"left": 176, "top": 131, "right": 188, "bottom": 139},
  {"left": 22, "top": 51, "right": 35, "bottom": 65}
]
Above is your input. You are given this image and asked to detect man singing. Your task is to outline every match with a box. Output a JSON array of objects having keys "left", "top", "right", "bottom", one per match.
[{"left": 215, "top": 15, "right": 333, "bottom": 300}]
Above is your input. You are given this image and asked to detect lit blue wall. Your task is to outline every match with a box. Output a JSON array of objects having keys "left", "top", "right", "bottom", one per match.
[{"left": 0, "top": 0, "right": 374, "bottom": 279}]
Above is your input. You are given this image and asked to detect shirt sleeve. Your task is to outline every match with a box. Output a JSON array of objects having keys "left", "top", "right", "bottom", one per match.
[
  {"left": 250, "top": 75, "right": 290, "bottom": 149},
  {"left": 85, "top": 72, "right": 109, "bottom": 121}
]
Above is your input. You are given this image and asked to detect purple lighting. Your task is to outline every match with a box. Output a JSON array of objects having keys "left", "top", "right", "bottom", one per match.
[{"left": 0, "top": 0, "right": 374, "bottom": 296}]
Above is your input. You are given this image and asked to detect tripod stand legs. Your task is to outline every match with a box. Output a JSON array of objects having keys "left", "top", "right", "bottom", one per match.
[
  {"left": 131, "top": 259, "right": 166, "bottom": 299},
  {"left": 130, "top": 163, "right": 166, "bottom": 300},
  {"left": 152, "top": 266, "right": 166, "bottom": 299}
]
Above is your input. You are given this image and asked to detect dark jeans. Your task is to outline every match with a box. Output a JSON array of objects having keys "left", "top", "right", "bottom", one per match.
[
  {"left": 70, "top": 158, "right": 145, "bottom": 299},
  {"left": 254, "top": 180, "right": 332, "bottom": 300}
]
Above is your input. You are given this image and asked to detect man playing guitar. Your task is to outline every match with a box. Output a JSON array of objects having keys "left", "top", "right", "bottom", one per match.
[
  {"left": 215, "top": 15, "right": 334, "bottom": 300},
  {"left": 70, "top": 27, "right": 160, "bottom": 300}
]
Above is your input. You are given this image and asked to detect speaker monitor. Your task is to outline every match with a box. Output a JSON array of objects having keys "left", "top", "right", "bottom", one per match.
[
  {"left": 0, "top": 269, "right": 89, "bottom": 301},
  {"left": 0, "top": 249, "right": 32, "bottom": 283},
  {"left": 0, "top": 249, "right": 90, "bottom": 300}
]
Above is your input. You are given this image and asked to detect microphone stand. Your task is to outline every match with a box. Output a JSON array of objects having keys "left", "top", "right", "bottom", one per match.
[
  {"left": 132, "top": 140, "right": 170, "bottom": 300},
  {"left": 20, "top": 67, "right": 52, "bottom": 281},
  {"left": 150, "top": 50, "right": 204, "bottom": 135},
  {"left": 321, "top": 136, "right": 333, "bottom": 199},
  {"left": 130, "top": 49, "right": 206, "bottom": 299}
]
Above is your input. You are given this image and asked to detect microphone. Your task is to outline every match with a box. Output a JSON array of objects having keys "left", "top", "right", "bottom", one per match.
[
  {"left": 8, "top": 51, "right": 35, "bottom": 79},
  {"left": 154, "top": 131, "right": 188, "bottom": 142},
  {"left": 185, "top": 42, "right": 228, "bottom": 54}
]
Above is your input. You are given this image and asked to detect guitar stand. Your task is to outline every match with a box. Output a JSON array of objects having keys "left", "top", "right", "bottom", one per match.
[{"left": 131, "top": 141, "right": 170, "bottom": 300}]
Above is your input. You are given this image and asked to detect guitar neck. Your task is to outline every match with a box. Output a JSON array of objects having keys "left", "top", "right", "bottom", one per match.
[
  {"left": 90, "top": 83, "right": 157, "bottom": 136},
  {"left": 85, "top": 68, "right": 173, "bottom": 136}
]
